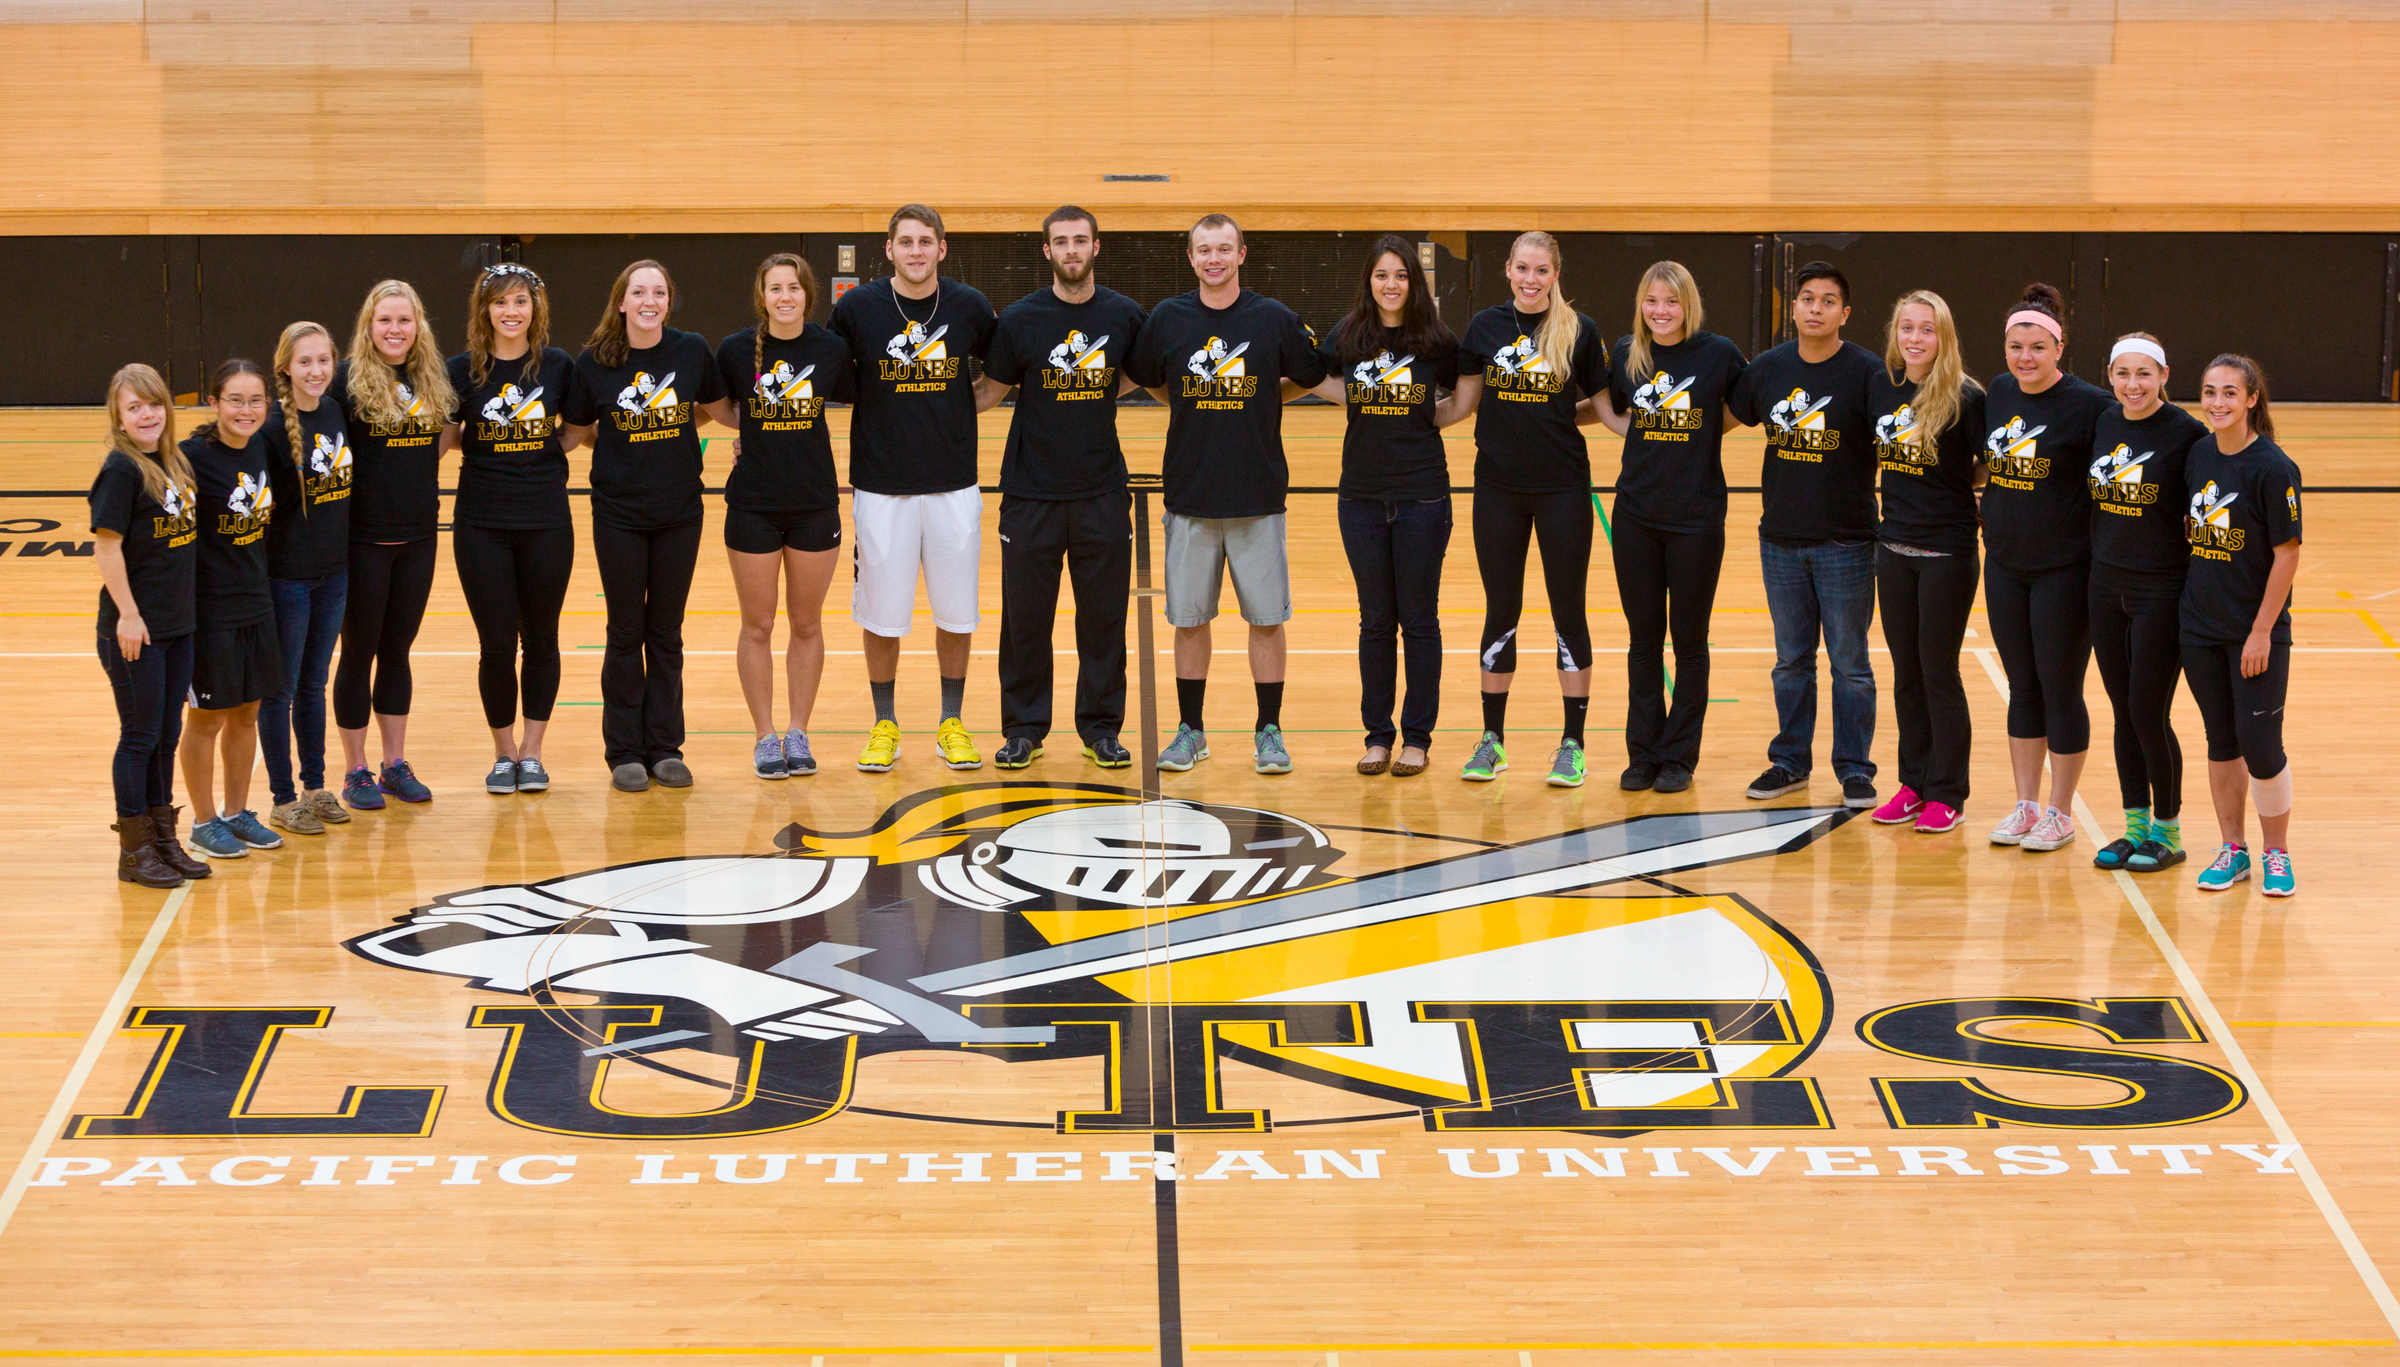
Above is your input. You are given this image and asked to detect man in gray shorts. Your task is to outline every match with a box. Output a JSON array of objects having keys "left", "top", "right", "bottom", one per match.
[{"left": 1127, "top": 213, "right": 1327, "bottom": 773}]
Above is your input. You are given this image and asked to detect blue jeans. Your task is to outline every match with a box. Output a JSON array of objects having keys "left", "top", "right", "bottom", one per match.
[
  {"left": 261, "top": 572, "right": 348, "bottom": 805},
  {"left": 1338, "top": 496, "right": 1451, "bottom": 749},
  {"left": 1759, "top": 538, "right": 1876, "bottom": 780}
]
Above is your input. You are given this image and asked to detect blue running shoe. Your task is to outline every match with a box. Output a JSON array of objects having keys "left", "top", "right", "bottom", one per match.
[
  {"left": 189, "top": 817, "right": 248, "bottom": 860},
  {"left": 343, "top": 766, "right": 385, "bottom": 811},
  {"left": 380, "top": 760, "right": 433, "bottom": 804},
  {"left": 2260, "top": 847, "right": 2296, "bottom": 898},
  {"left": 2196, "top": 843, "right": 2251, "bottom": 892},
  {"left": 222, "top": 809, "right": 282, "bottom": 850}
]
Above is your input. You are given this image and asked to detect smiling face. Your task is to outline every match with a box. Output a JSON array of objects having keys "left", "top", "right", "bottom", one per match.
[
  {"left": 888, "top": 218, "right": 947, "bottom": 287},
  {"left": 371, "top": 295, "right": 419, "bottom": 365},
  {"left": 761, "top": 264, "right": 810, "bottom": 329},
  {"left": 1893, "top": 301, "right": 1940, "bottom": 373},
  {"left": 1044, "top": 217, "right": 1097, "bottom": 287},
  {"left": 2199, "top": 364, "right": 2258, "bottom": 436},
  {"left": 1506, "top": 245, "right": 1556, "bottom": 314},
  {"left": 1369, "top": 251, "right": 1412, "bottom": 322},
  {"left": 211, "top": 371, "right": 269, "bottom": 443},
  {"left": 1188, "top": 224, "right": 1244, "bottom": 289},
  {"left": 116, "top": 386, "right": 167, "bottom": 453},
  {"left": 489, "top": 286, "right": 534, "bottom": 346},
  {"left": 1791, "top": 279, "right": 1850, "bottom": 340},
  {"left": 1640, "top": 280, "right": 1686, "bottom": 343},
  {"left": 287, "top": 331, "right": 336, "bottom": 403},
  {"left": 620, "top": 267, "right": 670, "bottom": 336},
  {"left": 2006, "top": 323, "right": 2063, "bottom": 388},
  {"left": 2110, "top": 353, "right": 2167, "bottom": 416}
]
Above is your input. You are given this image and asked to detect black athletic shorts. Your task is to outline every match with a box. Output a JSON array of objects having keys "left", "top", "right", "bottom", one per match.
[
  {"left": 187, "top": 620, "right": 282, "bottom": 710},
  {"left": 724, "top": 505, "right": 842, "bottom": 555}
]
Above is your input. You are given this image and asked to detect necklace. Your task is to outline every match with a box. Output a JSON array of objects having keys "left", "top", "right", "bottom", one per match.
[{"left": 894, "top": 277, "right": 941, "bottom": 330}]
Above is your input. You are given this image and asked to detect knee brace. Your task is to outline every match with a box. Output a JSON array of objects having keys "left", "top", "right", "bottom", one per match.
[{"left": 2249, "top": 764, "right": 2293, "bottom": 817}]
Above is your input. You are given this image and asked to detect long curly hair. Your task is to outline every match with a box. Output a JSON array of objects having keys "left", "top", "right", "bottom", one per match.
[
  {"left": 465, "top": 263, "right": 551, "bottom": 389},
  {"left": 343, "top": 280, "right": 454, "bottom": 427}
]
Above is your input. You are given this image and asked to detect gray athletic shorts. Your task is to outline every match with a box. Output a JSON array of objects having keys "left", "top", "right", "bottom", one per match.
[{"left": 1162, "top": 511, "right": 1291, "bottom": 628}]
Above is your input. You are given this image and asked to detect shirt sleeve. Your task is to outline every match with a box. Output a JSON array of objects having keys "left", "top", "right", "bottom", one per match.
[
  {"left": 89, "top": 459, "right": 135, "bottom": 536},
  {"left": 1126, "top": 312, "right": 1166, "bottom": 388},
  {"left": 562, "top": 357, "right": 600, "bottom": 426},
  {"left": 693, "top": 337, "right": 729, "bottom": 404},
  {"left": 968, "top": 293, "right": 999, "bottom": 361},
  {"left": 1434, "top": 339, "right": 1461, "bottom": 390},
  {"left": 1605, "top": 345, "right": 1632, "bottom": 410},
  {"left": 828, "top": 352, "right": 859, "bottom": 406},
  {"left": 716, "top": 333, "right": 750, "bottom": 403},
  {"left": 2265, "top": 458, "right": 2302, "bottom": 545},
  {"left": 1572, "top": 318, "right": 1610, "bottom": 400},
  {"left": 1459, "top": 316, "right": 1494, "bottom": 372},
  {"left": 1727, "top": 360, "right": 1762, "bottom": 426},
  {"left": 1716, "top": 337, "right": 1748, "bottom": 407},
  {"left": 1285, "top": 311, "right": 1329, "bottom": 388},
  {"left": 444, "top": 355, "right": 471, "bottom": 423},
  {"left": 981, "top": 314, "right": 1024, "bottom": 386}
]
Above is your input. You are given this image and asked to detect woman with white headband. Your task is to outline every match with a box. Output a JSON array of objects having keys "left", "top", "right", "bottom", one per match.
[
  {"left": 2087, "top": 332, "right": 2208, "bottom": 871},
  {"left": 1978, "top": 282, "right": 2112, "bottom": 852}
]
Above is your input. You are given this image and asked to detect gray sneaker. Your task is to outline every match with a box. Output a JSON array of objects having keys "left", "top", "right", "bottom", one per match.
[
  {"left": 514, "top": 757, "right": 550, "bottom": 792},
  {"left": 784, "top": 729, "right": 816, "bottom": 777},
  {"left": 486, "top": 758, "right": 519, "bottom": 794},
  {"left": 652, "top": 757, "right": 693, "bottom": 788},
  {"left": 189, "top": 817, "right": 248, "bottom": 860},
  {"left": 752, "top": 733, "right": 787, "bottom": 779},
  {"left": 1254, "top": 724, "right": 1293, "bottom": 775},
  {"left": 223, "top": 809, "right": 284, "bottom": 849},
  {"left": 1158, "top": 724, "right": 1209, "bottom": 772},
  {"left": 612, "top": 762, "right": 651, "bottom": 792}
]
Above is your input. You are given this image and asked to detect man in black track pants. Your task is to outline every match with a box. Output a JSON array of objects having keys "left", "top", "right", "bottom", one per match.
[{"left": 974, "top": 206, "right": 1146, "bottom": 771}]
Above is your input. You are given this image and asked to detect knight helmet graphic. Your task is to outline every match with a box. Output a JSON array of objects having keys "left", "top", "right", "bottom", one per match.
[
  {"left": 1352, "top": 351, "right": 1414, "bottom": 389},
  {"left": 1632, "top": 371, "right": 1693, "bottom": 413},
  {"left": 886, "top": 321, "right": 948, "bottom": 362},
  {"left": 309, "top": 432, "right": 352, "bottom": 479},
  {"left": 1987, "top": 415, "right": 2045, "bottom": 460},
  {"left": 159, "top": 481, "right": 187, "bottom": 521},
  {"left": 1874, "top": 404, "right": 1919, "bottom": 448},
  {"left": 1769, "top": 387, "right": 1828, "bottom": 432},
  {"left": 1049, "top": 331, "right": 1110, "bottom": 372},
  {"left": 758, "top": 360, "right": 815, "bottom": 401},
  {"left": 482, "top": 383, "right": 547, "bottom": 425},
  {"left": 2192, "top": 480, "right": 2239, "bottom": 526},
  {"left": 615, "top": 371, "right": 679, "bottom": 413},
  {"left": 227, "top": 470, "right": 272, "bottom": 518},
  {"left": 2091, "top": 443, "right": 2147, "bottom": 484},
  {"left": 396, "top": 380, "right": 423, "bottom": 418},
  {"left": 1187, "top": 336, "right": 1247, "bottom": 379},
  {"left": 1492, "top": 335, "right": 1548, "bottom": 376}
]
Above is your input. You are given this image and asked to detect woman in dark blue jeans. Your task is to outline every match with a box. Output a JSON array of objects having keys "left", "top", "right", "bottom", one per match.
[
  {"left": 261, "top": 321, "right": 354, "bottom": 835},
  {"left": 1298, "top": 235, "right": 1469, "bottom": 777}
]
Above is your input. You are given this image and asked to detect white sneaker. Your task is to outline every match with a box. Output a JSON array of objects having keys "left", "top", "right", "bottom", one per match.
[
  {"left": 2020, "top": 806, "right": 2078, "bottom": 851},
  {"left": 1989, "top": 799, "right": 2041, "bottom": 846}
]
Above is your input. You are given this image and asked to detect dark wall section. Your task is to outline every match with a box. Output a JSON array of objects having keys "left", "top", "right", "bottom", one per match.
[
  {"left": 0, "top": 238, "right": 176, "bottom": 405},
  {"left": 194, "top": 236, "right": 503, "bottom": 381},
  {"left": 2095, "top": 234, "right": 2390, "bottom": 403},
  {"left": 1771, "top": 232, "right": 2079, "bottom": 384}
]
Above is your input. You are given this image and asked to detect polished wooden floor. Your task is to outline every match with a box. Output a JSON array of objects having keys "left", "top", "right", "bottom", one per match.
[{"left": 0, "top": 401, "right": 2397, "bottom": 1363}]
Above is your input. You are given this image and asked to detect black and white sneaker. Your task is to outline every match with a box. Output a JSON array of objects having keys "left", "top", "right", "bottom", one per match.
[
  {"left": 1745, "top": 765, "right": 1808, "bottom": 800},
  {"left": 1841, "top": 776, "right": 1878, "bottom": 809},
  {"left": 486, "top": 758, "right": 519, "bottom": 795}
]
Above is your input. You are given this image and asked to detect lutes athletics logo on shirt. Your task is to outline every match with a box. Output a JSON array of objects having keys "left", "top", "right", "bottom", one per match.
[
  {"left": 1485, "top": 335, "right": 1559, "bottom": 402},
  {"left": 2088, "top": 444, "right": 2159, "bottom": 514},
  {"left": 749, "top": 362, "right": 824, "bottom": 429},
  {"left": 1348, "top": 352, "right": 1426, "bottom": 414},
  {"left": 1042, "top": 331, "right": 1116, "bottom": 401},
  {"left": 368, "top": 380, "right": 441, "bottom": 442},
  {"left": 218, "top": 470, "right": 274, "bottom": 545},
  {"left": 1874, "top": 404, "right": 1932, "bottom": 473},
  {"left": 1768, "top": 387, "right": 1841, "bottom": 458},
  {"left": 2187, "top": 481, "right": 2245, "bottom": 559},
  {"left": 1984, "top": 416, "right": 2049, "bottom": 487},
  {"left": 1182, "top": 336, "right": 1259, "bottom": 408},
  {"left": 153, "top": 480, "right": 198, "bottom": 546},
  {"left": 304, "top": 431, "right": 353, "bottom": 504},
  {"left": 881, "top": 322, "right": 960, "bottom": 390},
  {"left": 1631, "top": 370, "right": 1702, "bottom": 437},
  {"left": 612, "top": 371, "right": 692, "bottom": 440},
  {"left": 476, "top": 383, "right": 558, "bottom": 452}
]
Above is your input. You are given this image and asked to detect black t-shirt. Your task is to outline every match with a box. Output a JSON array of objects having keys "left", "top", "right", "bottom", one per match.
[
  {"left": 1607, "top": 330, "right": 1747, "bottom": 533},
  {"left": 1978, "top": 371, "right": 2113, "bottom": 574},
  {"left": 1319, "top": 324, "right": 1459, "bottom": 501},
  {"left": 181, "top": 430, "right": 275, "bottom": 630},
  {"left": 2182, "top": 436, "right": 2303, "bottom": 645},
  {"left": 564, "top": 328, "right": 727, "bottom": 531},
  {"left": 1728, "top": 340, "right": 1881, "bottom": 543},
  {"left": 1460, "top": 306, "right": 1610, "bottom": 494},
  {"left": 1867, "top": 373, "right": 1987, "bottom": 555},
  {"left": 2090, "top": 401, "right": 2211, "bottom": 593},
  {"left": 448, "top": 348, "right": 575, "bottom": 530},
  {"left": 258, "top": 399, "right": 353, "bottom": 580},
  {"left": 717, "top": 324, "right": 857, "bottom": 513},
  {"left": 1126, "top": 288, "right": 1328, "bottom": 518},
  {"left": 329, "top": 358, "right": 445, "bottom": 543},
  {"left": 829, "top": 277, "right": 996, "bottom": 496},
  {"left": 88, "top": 449, "right": 197, "bottom": 640},
  {"left": 985, "top": 286, "right": 1147, "bottom": 501}
]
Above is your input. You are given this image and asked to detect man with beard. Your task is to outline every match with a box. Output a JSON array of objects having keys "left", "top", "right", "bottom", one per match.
[{"left": 974, "top": 206, "right": 1147, "bottom": 769}]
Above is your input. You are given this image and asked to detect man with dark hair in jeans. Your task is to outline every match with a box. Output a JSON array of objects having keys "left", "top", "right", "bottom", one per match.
[{"left": 1727, "top": 261, "right": 1882, "bottom": 809}]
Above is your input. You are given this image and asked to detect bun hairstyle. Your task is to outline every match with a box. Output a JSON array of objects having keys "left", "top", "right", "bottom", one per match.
[
  {"left": 102, "top": 363, "right": 192, "bottom": 507},
  {"left": 750, "top": 251, "right": 819, "bottom": 381},
  {"left": 2012, "top": 281, "right": 2067, "bottom": 337},
  {"left": 2205, "top": 352, "right": 2276, "bottom": 441}
]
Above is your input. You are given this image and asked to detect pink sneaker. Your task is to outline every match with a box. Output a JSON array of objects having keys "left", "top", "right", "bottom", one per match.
[
  {"left": 1915, "top": 800, "right": 1962, "bottom": 833},
  {"left": 2020, "top": 806, "right": 2078, "bottom": 851},
  {"left": 1872, "top": 785, "right": 1924, "bottom": 825},
  {"left": 1989, "top": 799, "right": 2041, "bottom": 845}
]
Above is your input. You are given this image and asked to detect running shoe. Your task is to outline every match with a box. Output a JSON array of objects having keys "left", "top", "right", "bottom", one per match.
[
  {"left": 514, "top": 758, "right": 550, "bottom": 792},
  {"left": 783, "top": 730, "right": 815, "bottom": 777},
  {"left": 935, "top": 718, "right": 983, "bottom": 770},
  {"left": 1254, "top": 725, "right": 1292, "bottom": 775},
  {"left": 487, "top": 758, "right": 520, "bottom": 794},
  {"left": 995, "top": 737, "right": 1040, "bottom": 769},
  {"left": 2260, "top": 847, "right": 2296, "bottom": 897},
  {"left": 343, "top": 766, "right": 385, "bottom": 811},
  {"left": 1158, "top": 724, "right": 1209, "bottom": 772},
  {"left": 2126, "top": 838, "right": 2186, "bottom": 871},
  {"left": 1546, "top": 739, "right": 1587, "bottom": 788},
  {"left": 1841, "top": 776, "right": 1878, "bottom": 810},
  {"left": 651, "top": 757, "right": 693, "bottom": 788},
  {"left": 1459, "top": 732, "right": 1507, "bottom": 782},
  {"left": 1083, "top": 735, "right": 1132, "bottom": 769},
  {"left": 1746, "top": 766, "right": 1807, "bottom": 800},
  {"left": 223, "top": 809, "right": 282, "bottom": 850},
  {"left": 1872, "top": 786, "right": 1924, "bottom": 825},
  {"left": 1989, "top": 799, "right": 2041, "bottom": 846},
  {"left": 857, "top": 720, "right": 903, "bottom": 773},
  {"left": 1914, "top": 800, "right": 1963, "bottom": 834},
  {"left": 189, "top": 817, "right": 248, "bottom": 860},
  {"left": 268, "top": 800, "right": 324, "bottom": 836},
  {"left": 303, "top": 788, "right": 351, "bottom": 823},
  {"left": 2196, "top": 843, "right": 2251, "bottom": 891},
  {"left": 1653, "top": 762, "right": 1692, "bottom": 794},
  {"left": 379, "top": 761, "right": 432, "bottom": 804},
  {"left": 612, "top": 762, "right": 651, "bottom": 792},
  {"left": 753, "top": 733, "right": 787, "bottom": 779},
  {"left": 1620, "top": 761, "right": 1659, "bottom": 792},
  {"left": 2021, "top": 806, "right": 2077, "bottom": 851}
]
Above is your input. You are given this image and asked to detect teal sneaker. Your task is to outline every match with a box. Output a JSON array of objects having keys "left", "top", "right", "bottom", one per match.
[
  {"left": 1254, "top": 725, "right": 1292, "bottom": 775},
  {"left": 2196, "top": 843, "right": 2251, "bottom": 891},
  {"left": 2260, "top": 847, "right": 2295, "bottom": 898},
  {"left": 1159, "top": 724, "right": 1209, "bottom": 772},
  {"left": 221, "top": 809, "right": 282, "bottom": 850},
  {"left": 189, "top": 817, "right": 249, "bottom": 860},
  {"left": 1546, "top": 738, "right": 1588, "bottom": 788},
  {"left": 1459, "top": 731, "right": 1507, "bottom": 782}
]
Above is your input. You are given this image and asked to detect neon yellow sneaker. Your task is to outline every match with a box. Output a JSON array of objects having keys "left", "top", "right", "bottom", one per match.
[
  {"left": 935, "top": 717, "right": 983, "bottom": 771},
  {"left": 856, "top": 719, "right": 902, "bottom": 773}
]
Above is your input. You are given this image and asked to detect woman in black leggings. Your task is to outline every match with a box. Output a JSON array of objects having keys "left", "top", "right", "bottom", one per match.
[
  {"left": 1450, "top": 230, "right": 1611, "bottom": 788},
  {"left": 1593, "top": 260, "right": 1745, "bottom": 794},
  {"left": 331, "top": 279, "right": 453, "bottom": 809},
  {"left": 2088, "top": 334, "right": 2209, "bottom": 872},
  {"left": 1867, "top": 290, "right": 1985, "bottom": 835},
  {"left": 443, "top": 263, "right": 584, "bottom": 796},
  {"left": 2182, "top": 355, "right": 2302, "bottom": 898},
  {"left": 1979, "top": 283, "right": 2112, "bottom": 853}
]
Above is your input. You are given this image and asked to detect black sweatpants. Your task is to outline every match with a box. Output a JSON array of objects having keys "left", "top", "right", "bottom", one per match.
[
  {"left": 1473, "top": 484, "right": 1593, "bottom": 675},
  {"left": 998, "top": 491, "right": 1131, "bottom": 745},
  {"left": 2182, "top": 638, "right": 2289, "bottom": 778},
  {"left": 1984, "top": 559, "right": 2091, "bottom": 752},
  {"left": 593, "top": 517, "right": 701, "bottom": 769},
  {"left": 1876, "top": 545, "right": 1979, "bottom": 809},
  {"left": 2091, "top": 582, "right": 2185, "bottom": 817},
  {"left": 99, "top": 630, "right": 193, "bottom": 817},
  {"left": 334, "top": 536, "right": 437, "bottom": 730},
  {"left": 455, "top": 523, "right": 576, "bottom": 730},
  {"left": 1613, "top": 513, "right": 1722, "bottom": 768}
]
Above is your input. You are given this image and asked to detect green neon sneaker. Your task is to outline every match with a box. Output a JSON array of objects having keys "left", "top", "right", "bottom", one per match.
[
  {"left": 2196, "top": 843, "right": 2251, "bottom": 891},
  {"left": 1253, "top": 725, "right": 1293, "bottom": 775},
  {"left": 1460, "top": 731, "right": 1507, "bottom": 782},
  {"left": 1546, "top": 738, "right": 1588, "bottom": 788}
]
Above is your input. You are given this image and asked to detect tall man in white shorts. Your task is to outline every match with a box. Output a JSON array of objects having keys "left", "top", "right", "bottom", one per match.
[
  {"left": 1127, "top": 213, "right": 1328, "bottom": 774},
  {"left": 828, "top": 203, "right": 998, "bottom": 773}
]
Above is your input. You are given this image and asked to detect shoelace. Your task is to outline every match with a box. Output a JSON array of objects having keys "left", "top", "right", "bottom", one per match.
[
  {"left": 2211, "top": 846, "right": 2243, "bottom": 871},
  {"left": 2264, "top": 849, "right": 2291, "bottom": 876}
]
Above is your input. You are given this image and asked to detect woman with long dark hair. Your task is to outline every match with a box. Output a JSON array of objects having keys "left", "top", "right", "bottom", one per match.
[{"left": 1295, "top": 234, "right": 1466, "bottom": 777}]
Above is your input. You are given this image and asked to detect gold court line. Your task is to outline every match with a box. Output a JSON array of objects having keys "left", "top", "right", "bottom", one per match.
[
  {"left": 2231, "top": 1021, "right": 2400, "bottom": 1027},
  {"left": 2354, "top": 608, "right": 2400, "bottom": 659}
]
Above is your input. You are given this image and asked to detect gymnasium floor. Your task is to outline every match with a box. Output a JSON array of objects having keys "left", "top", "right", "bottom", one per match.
[{"left": 0, "top": 405, "right": 2396, "bottom": 1363}]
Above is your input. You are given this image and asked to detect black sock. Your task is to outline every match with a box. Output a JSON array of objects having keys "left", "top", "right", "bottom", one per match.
[
  {"left": 1563, "top": 695, "right": 1589, "bottom": 746},
  {"left": 940, "top": 675, "right": 965, "bottom": 723},
  {"left": 1481, "top": 690, "right": 1509, "bottom": 742},
  {"left": 870, "top": 679, "right": 896, "bottom": 725},
  {"left": 1177, "top": 677, "right": 1207, "bottom": 733},
  {"left": 1255, "top": 681, "right": 1284, "bottom": 732}
]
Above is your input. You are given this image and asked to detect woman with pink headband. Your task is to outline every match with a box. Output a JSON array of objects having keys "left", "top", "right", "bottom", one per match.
[{"left": 1979, "top": 282, "right": 2112, "bottom": 852}]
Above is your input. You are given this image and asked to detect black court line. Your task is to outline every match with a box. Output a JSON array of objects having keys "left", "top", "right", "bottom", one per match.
[{"left": 1128, "top": 475, "right": 1185, "bottom": 1367}]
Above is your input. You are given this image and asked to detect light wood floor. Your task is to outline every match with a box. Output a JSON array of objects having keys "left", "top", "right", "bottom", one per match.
[{"left": 2, "top": 403, "right": 2399, "bottom": 1362}]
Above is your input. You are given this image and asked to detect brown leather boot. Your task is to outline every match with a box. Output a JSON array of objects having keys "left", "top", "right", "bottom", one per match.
[
  {"left": 114, "top": 813, "right": 184, "bottom": 889},
  {"left": 147, "top": 805, "right": 211, "bottom": 880}
]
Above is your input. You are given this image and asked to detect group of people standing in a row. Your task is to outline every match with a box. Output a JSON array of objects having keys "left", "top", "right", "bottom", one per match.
[{"left": 88, "top": 205, "right": 2302, "bottom": 899}]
